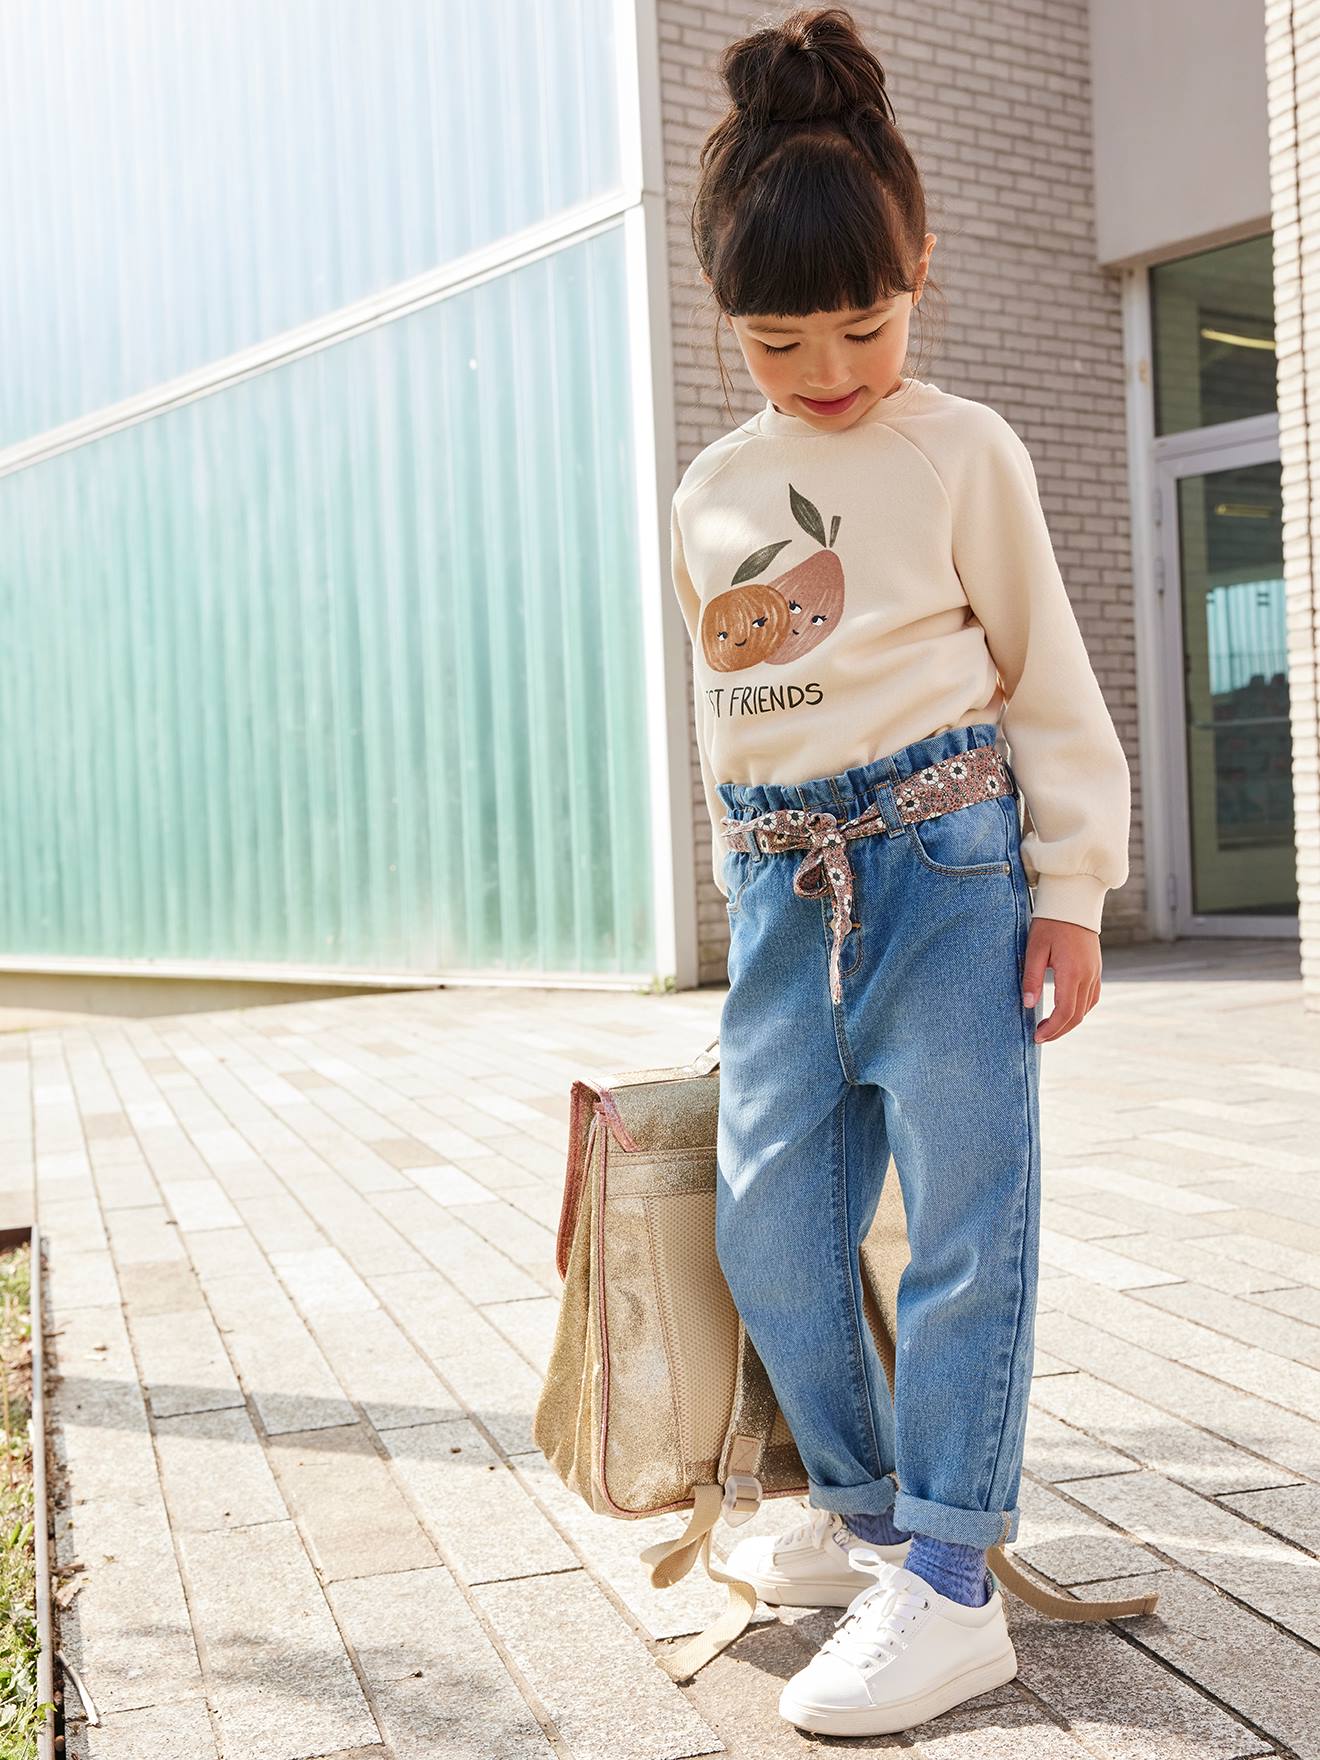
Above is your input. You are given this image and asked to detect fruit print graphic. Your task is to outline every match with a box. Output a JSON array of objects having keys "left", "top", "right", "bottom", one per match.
[{"left": 699, "top": 484, "right": 845, "bottom": 673}]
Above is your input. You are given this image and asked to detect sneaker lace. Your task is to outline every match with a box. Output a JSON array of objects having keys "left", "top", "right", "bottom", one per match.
[
  {"left": 778, "top": 1504, "right": 844, "bottom": 1551},
  {"left": 818, "top": 1551, "right": 930, "bottom": 1669}
]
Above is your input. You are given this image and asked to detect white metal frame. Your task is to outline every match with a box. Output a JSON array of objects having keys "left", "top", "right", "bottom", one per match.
[
  {"left": 1121, "top": 266, "right": 1292, "bottom": 941},
  {"left": 1154, "top": 415, "right": 1292, "bottom": 937}
]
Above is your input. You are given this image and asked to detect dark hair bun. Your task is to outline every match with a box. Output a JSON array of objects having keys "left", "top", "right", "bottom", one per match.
[{"left": 722, "top": 6, "right": 895, "bottom": 131}]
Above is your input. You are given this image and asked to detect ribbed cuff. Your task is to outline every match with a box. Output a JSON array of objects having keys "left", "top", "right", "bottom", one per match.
[{"left": 1031, "top": 872, "right": 1107, "bottom": 933}]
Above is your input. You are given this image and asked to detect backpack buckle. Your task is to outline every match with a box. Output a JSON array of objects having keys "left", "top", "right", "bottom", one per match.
[{"left": 721, "top": 1472, "right": 762, "bottom": 1527}]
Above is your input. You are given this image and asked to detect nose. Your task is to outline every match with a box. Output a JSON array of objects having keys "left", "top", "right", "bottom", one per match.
[{"left": 805, "top": 362, "right": 852, "bottom": 394}]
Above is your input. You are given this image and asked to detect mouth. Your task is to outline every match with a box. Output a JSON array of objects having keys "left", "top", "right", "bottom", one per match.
[{"left": 799, "top": 387, "right": 862, "bottom": 415}]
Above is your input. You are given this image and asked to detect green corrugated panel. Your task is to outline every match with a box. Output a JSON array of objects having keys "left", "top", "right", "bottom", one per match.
[
  {"left": 0, "top": 0, "right": 622, "bottom": 446},
  {"left": 0, "top": 229, "right": 655, "bottom": 976}
]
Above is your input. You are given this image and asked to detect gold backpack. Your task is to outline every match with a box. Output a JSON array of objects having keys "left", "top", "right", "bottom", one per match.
[{"left": 532, "top": 1037, "right": 1157, "bottom": 1681}]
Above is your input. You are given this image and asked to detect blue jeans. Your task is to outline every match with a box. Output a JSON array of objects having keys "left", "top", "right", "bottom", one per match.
[{"left": 714, "top": 721, "right": 1042, "bottom": 1549}]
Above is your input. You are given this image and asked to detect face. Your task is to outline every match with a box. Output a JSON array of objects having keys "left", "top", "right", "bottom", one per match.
[{"left": 706, "top": 233, "right": 937, "bottom": 433}]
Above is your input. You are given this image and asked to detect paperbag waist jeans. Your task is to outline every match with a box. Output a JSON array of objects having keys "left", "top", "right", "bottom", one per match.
[{"left": 714, "top": 721, "right": 1043, "bottom": 1549}]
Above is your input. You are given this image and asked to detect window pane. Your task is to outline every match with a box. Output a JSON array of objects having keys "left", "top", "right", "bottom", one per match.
[
  {"left": 1151, "top": 235, "right": 1277, "bottom": 435},
  {"left": 1176, "top": 461, "right": 1295, "bottom": 916},
  {"left": 0, "top": 228, "right": 655, "bottom": 976},
  {"left": 0, "top": 0, "right": 622, "bottom": 447}
]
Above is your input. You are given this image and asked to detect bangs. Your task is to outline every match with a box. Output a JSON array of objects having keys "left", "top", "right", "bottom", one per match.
[{"left": 707, "top": 136, "right": 919, "bottom": 320}]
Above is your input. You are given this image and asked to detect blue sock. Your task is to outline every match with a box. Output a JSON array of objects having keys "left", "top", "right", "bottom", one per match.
[
  {"left": 842, "top": 1506, "right": 912, "bottom": 1546},
  {"left": 904, "top": 1534, "right": 992, "bottom": 1606}
]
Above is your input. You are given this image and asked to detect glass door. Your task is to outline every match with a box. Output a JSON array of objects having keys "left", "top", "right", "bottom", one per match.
[{"left": 1158, "top": 440, "right": 1296, "bottom": 928}]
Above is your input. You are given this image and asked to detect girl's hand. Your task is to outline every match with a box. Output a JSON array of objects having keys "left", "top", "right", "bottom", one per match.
[{"left": 1021, "top": 917, "right": 1101, "bottom": 1043}]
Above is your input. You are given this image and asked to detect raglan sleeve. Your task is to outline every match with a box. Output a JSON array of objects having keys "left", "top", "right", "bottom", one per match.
[
  {"left": 947, "top": 411, "right": 1131, "bottom": 933},
  {"left": 670, "top": 495, "right": 730, "bottom": 899}
]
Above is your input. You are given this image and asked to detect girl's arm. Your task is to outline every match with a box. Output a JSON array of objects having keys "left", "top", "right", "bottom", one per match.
[
  {"left": 671, "top": 497, "right": 730, "bottom": 900},
  {"left": 939, "top": 407, "right": 1132, "bottom": 935}
]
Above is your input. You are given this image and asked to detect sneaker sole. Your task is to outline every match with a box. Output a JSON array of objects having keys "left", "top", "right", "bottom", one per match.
[{"left": 778, "top": 1644, "right": 1018, "bottom": 1736}]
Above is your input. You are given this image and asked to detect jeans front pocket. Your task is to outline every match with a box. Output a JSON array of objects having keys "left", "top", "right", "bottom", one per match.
[{"left": 902, "top": 794, "right": 1014, "bottom": 878}]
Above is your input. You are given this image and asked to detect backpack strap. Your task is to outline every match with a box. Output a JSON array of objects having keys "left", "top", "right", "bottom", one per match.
[
  {"left": 717, "top": 1315, "right": 778, "bottom": 1486},
  {"left": 985, "top": 1548, "right": 1160, "bottom": 1620},
  {"left": 639, "top": 1482, "right": 762, "bottom": 1683},
  {"left": 636, "top": 1317, "right": 783, "bottom": 1682}
]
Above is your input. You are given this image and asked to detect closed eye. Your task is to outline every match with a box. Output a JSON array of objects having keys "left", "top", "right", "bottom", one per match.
[{"left": 758, "top": 324, "right": 887, "bottom": 356}]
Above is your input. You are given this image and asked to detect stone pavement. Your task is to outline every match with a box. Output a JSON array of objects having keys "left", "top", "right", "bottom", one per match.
[{"left": 3, "top": 935, "right": 1319, "bottom": 1760}]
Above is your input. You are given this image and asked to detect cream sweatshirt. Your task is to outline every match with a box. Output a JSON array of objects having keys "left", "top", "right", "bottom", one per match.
[{"left": 669, "top": 376, "right": 1130, "bottom": 934}]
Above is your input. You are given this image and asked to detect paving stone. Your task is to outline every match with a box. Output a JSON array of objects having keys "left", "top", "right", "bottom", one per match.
[
  {"left": 447, "top": 1197, "right": 557, "bottom": 1277},
  {"left": 1219, "top": 1481, "right": 1320, "bottom": 1553},
  {"left": 229, "top": 1187, "right": 328, "bottom": 1253},
  {"left": 380, "top": 1418, "right": 578, "bottom": 1584},
  {"left": 76, "top": 1697, "right": 218, "bottom": 1759},
  {"left": 269, "top": 1245, "right": 381, "bottom": 1315},
  {"left": 408, "top": 1163, "right": 500, "bottom": 1205},
  {"left": 268, "top": 1424, "right": 440, "bottom": 1581},
  {"left": 1037, "top": 1309, "right": 1320, "bottom": 1482},
  {"left": 1041, "top": 1197, "right": 1144, "bottom": 1242},
  {"left": 1038, "top": 1231, "right": 1183, "bottom": 1290},
  {"left": 160, "top": 1177, "right": 244, "bottom": 1232},
  {"left": 129, "top": 1307, "right": 246, "bottom": 1419},
  {"left": 1199, "top": 1228, "right": 1320, "bottom": 1287},
  {"left": 38, "top": 1193, "right": 109, "bottom": 1251},
  {"left": 203, "top": 1271, "right": 355, "bottom": 1434},
  {"left": 1246, "top": 1282, "right": 1320, "bottom": 1327},
  {"left": 1025, "top": 1405, "right": 1138, "bottom": 1483},
  {"left": 1071, "top": 1569, "right": 1320, "bottom": 1758},
  {"left": 269, "top": 1176, "right": 429, "bottom": 1275},
  {"left": 92, "top": 1158, "right": 164, "bottom": 1209},
  {"left": 305, "top": 1305, "right": 456, "bottom": 1430},
  {"left": 47, "top": 1244, "right": 120, "bottom": 1310},
  {"left": 1051, "top": 1164, "right": 1237, "bottom": 1216},
  {"left": 1029, "top": 1369, "right": 1299, "bottom": 1496},
  {"left": 117, "top": 1259, "right": 207, "bottom": 1315},
  {"left": 50, "top": 1305, "right": 161, "bottom": 1505},
  {"left": 178, "top": 1520, "right": 379, "bottom": 1760},
  {"left": 154, "top": 1405, "right": 287, "bottom": 1532},
  {"left": 56, "top": 1495, "right": 203, "bottom": 1717},
  {"left": 1138, "top": 1277, "right": 1320, "bottom": 1370},
  {"left": 1061, "top": 1470, "right": 1320, "bottom": 1646},
  {"left": 1012, "top": 1476, "right": 1168, "bottom": 1587},
  {"left": 103, "top": 1204, "right": 188, "bottom": 1265},
  {"left": 328, "top": 1567, "right": 555, "bottom": 1758},
  {"left": 482, "top": 1295, "right": 561, "bottom": 1376},
  {"left": 1063, "top": 1224, "right": 1295, "bottom": 1295},
  {"left": 370, "top": 1188, "right": 544, "bottom": 1303},
  {"left": 180, "top": 1225, "right": 268, "bottom": 1281},
  {"left": 374, "top": 1268, "right": 546, "bottom": 1454},
  {"left": 474, "top": 1570, "right": 723, "bottom": 1760}
]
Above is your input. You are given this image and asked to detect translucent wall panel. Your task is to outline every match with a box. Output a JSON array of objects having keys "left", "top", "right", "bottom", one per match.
[
  {"left": 0, "top": 228, "right": 655, "bottom": 976},
  {"left": 0, "top": 0, "right": 623, "bottom": 447}
]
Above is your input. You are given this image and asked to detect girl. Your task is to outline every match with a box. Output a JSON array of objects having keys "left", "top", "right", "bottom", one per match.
[{"left": 668, "top": 6, "right": 1130, "bottom": 1740}]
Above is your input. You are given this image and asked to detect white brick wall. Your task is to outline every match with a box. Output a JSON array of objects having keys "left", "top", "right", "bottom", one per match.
[
  {"left": 660, "top": 0, "right": 1146, "bottom": 986},
  {"left": 1264, "top": 0, "right": 1320, "bottom": 1008}
]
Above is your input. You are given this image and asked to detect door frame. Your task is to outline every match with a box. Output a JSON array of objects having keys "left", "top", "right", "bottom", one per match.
[{"left": 1153, "top": 414, "right": 1293, "bottom": 937}]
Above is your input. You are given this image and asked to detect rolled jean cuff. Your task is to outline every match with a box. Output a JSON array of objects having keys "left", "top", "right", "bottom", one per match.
[
  {"left": 893, "top": 1491, "right": 1019, "bottom": 1548},
  {"left": 806, "top": 1471, "right": 898, "bottom": 1517}
]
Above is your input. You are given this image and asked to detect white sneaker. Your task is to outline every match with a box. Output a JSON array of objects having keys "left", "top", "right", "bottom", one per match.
[
  {"left": 722, "top": 1502, "right": 911, "bottom": 1609},
  {"left": 777, "top": 1551, "right": 1017, "bottom": 1736}
]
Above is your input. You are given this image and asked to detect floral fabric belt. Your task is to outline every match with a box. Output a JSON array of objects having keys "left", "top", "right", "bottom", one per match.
[{"left": 719, "top": 745, "right": 1016, "bottom": 1004}]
